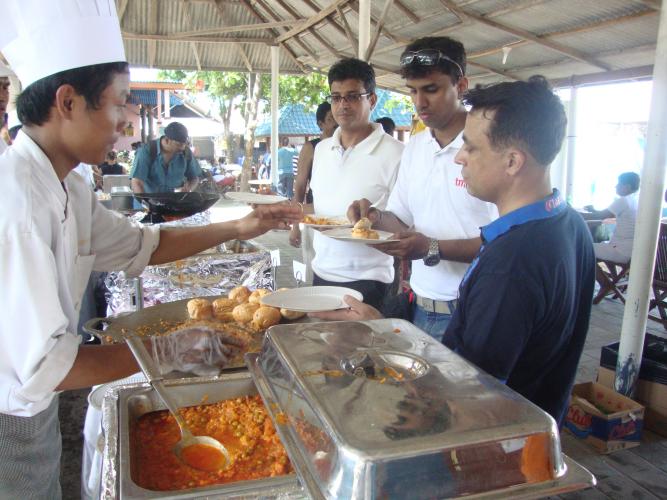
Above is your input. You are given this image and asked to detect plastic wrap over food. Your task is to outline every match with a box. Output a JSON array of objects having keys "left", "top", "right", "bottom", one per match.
[{"left": 105, "top": 248, "right": 273, "bottom": 314}]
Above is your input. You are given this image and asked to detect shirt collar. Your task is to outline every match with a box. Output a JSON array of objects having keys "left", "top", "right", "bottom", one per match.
[
  {"left": 330, "top": 122, "right": 386, "bottom": 154},
  {"left": 427, "top": 128, "right": 464, "bottom": 155},
  {"left": 12, "top": 130, "right": 68, "bottom": 210},
  {"left": 481, "top": 189, "right": 566, "bottom": 244}
]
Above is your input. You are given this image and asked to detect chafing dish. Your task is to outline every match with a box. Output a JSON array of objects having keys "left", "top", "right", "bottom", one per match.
[
  {"left": 101, "top": 372, "right": 306, "bottom": 499},
  {"left": 246, "top": 319, "right": 596, "bottom": 499}
]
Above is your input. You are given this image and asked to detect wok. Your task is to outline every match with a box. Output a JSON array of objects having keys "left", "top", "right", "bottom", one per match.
[{"left": 134, "top": 192, "right": 219, "bottom": 218}]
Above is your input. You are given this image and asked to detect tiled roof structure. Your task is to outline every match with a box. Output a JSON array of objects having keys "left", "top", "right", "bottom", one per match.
[{"left": 130, "top": 89, "right": 184, "bottom": 107}]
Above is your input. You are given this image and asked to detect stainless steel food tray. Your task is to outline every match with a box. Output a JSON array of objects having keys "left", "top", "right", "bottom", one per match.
[
  {"left": 246, "top": 318, "right": 596, "bottom": 500},
  {"left": 101, "top": 372, "right": 306, "bottom": 499},
  {"left": 82, "top": 296, "right": 260, "bottom": 370}
]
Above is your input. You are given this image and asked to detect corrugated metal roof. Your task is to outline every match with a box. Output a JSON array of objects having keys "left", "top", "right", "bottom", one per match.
[{"left": 117, "top": 0, "right": 661, "bottom": 90}]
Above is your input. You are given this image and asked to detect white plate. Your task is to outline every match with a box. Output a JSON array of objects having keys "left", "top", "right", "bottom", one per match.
[
  {"left": 224, "top": 192, "right": 288, "bottom": 204},
  {"left": 301, "top": 215, "right": 353, "bottom": 229},
  {"left": 260, "top": 286, "right": 363, "bottom": 312},
  {"left": 320, "top": 227, "right": 398, "bottom": 244},
  {"left": 87, "top": 372, "right": 147, "bottom": 411}
]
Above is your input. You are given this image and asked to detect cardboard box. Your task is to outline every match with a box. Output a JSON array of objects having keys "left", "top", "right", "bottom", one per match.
[
  {"left": 597, "top": 366, "right": 667, "bottom": 437},
  {"left": 564, "top": 382, "right": 644, "bottom": 453}
]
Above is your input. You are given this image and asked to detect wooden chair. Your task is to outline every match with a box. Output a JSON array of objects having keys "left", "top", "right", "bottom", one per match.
[
  {"left": 593, "top": 259, "right": 630, "bottom": 304},
  {"left": 649, "top": 222, "right": 667, "bottom": 329}
]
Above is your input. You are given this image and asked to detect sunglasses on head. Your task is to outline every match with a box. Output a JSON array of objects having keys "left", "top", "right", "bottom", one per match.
[{"left": 399, "top": 49, "right": 464, "bottom": 78}]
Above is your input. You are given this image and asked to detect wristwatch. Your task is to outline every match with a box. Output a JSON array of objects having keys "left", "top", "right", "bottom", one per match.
[{"left": 423, "top": 238, "right": 441, "bottom": 267}]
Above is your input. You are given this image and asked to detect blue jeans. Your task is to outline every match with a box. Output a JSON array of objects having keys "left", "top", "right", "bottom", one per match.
[
  {"left": 278, "top": 173, "right": 294, "bottom": 199},
  {"left": 411, "top": 301, "right": 453, "bottom": 342}
]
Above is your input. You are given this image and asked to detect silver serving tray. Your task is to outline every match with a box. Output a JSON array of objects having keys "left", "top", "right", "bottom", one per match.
[
  {"left": 102, "top": 373, "right": 306, "bottom": 499},
  {"left": 246, "top": 319, "right": 596, "bottom": 500}
]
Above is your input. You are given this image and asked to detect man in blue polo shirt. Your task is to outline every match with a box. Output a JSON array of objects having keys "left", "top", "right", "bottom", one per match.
[
  {"left": 446, "top": 76, "right": 595, "bottom": 424},
  {"left": 131, "top": 121, "right": 202, "bottom": 193},
  {"left": 314, "top": 76, "right": 595, "bottom": 426}
]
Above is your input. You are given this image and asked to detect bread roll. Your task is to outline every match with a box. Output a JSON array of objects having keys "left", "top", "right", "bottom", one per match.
[
  {"left": 212, "top": 298, "right": 236, "bottom": 320},
  {"left": 187, "top": 298, "right": 213, "bottom": 320},
  {"left": 252, "top": 306, "right": 282, "bottom": 330},
  {"left": 232, "top": 302, "right": 260, "bottom": 323},
  {"left": 229, "top": 286, "right": 251, "bottom": 304},
  {"left": 249, "top": 288, "right": 272, "bottom": 304},
  {"left": 280, "top": 308, "right": 306, "bottom": 321}
]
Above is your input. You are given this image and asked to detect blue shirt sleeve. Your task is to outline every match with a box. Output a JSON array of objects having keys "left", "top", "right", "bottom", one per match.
[
  {"left": 185, "top": 155, "right": 202, "bottom": 180},
  {"left": 131, "top": 145, "right": 151, "bottom": 182}
]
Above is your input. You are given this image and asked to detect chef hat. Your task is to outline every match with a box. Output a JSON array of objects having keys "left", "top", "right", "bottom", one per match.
[
  {"left": 0, "top": 0, "right": 126, "bottom": 89},
  {"left": 0, "top": 62, "right": 14, "bottom": 78}
]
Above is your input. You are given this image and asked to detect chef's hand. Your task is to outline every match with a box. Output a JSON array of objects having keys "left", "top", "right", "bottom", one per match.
[
  {"left": 372, "top": 231, "right": 430, "bottom": 260},
  {"left": 289, "top": 224, "right": 302, "bottom": 248},
  {"left": 309, "top": 295, "right": 384, "bottom": 321},
  {"left": 347, "top": 198, "right": 381, "bottom": 225},
  {"left": 236, "top": 201, "right": 303, "bottom": 240},
  {"left": 150, "top": 326, "right": 243, "bottom": 376}
]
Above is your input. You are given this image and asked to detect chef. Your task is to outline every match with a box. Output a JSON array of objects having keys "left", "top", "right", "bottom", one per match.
[{"left": 0, "top": 2, "right": 301, "bottom": 498}]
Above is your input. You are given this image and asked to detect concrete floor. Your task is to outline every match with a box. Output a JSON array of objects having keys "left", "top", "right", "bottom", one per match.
[{"left": 58, "top": 203, "right": 667, "bottom": 499}]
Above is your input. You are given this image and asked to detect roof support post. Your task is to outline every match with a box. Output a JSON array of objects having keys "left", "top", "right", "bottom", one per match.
[
  {"left": 564, "top": 86, "right": 577, "bottom": 203},
  {"left": 358, "top": 0, "right": 371, "bottom": 59},
  {"left": 164, "top": 90, "right": 171, "bottom": 118},
  {"left": 271, "top": 45, "right": 280, "bottom": 188},
  {"left": 616, "top": 1, "right": 667, "bottom": 398}
]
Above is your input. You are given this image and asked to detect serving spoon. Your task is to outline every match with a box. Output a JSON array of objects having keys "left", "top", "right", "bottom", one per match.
[
  {"left": 125, "top": 335, "right": 231, "bottom": 472},
  {"left": 126, "top": 278, "right": 230, "bottom": 471}
]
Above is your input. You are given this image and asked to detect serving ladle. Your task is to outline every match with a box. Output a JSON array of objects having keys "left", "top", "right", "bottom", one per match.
[{"left": 125, "top": 336, "right": 231, "bottom": 472}]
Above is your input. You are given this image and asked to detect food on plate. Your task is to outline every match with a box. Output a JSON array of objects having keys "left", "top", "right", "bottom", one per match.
[
  {"left": 302, "top": 215, "right": 346, "bottom": 226},
  {"left": 186, "top": 298, "right": 213, "bottom": 320},
  {"left": 232, "top": 302, "right": 260, "bottom": 323},
  {"left": 251, "top": 306, "right": 282, "bottom": 330},
  {"left": 280, "top": 308, "right": 306, "bottom": 321},
  {"left": 229, "top": 285, "right": 251, "bottom": 304},
  {"left": 248, "top": 288, "right": 272, "bottom": 304},
  {"left": 351, "top": 217, "right": 379, "bottom": 240},
  {"left": 133, "top": 395, "right": 292, "bottom": 491}
]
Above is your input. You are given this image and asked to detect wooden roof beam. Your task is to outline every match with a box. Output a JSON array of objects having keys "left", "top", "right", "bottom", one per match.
[
  {"left": 335, "top": 5, "right": 357, "bottom": 47},
  {"left": 364, "top": 0, "right": 394, "bottom": 62},
  {"left": 148, "top": 0, "right": 158, "bottom": 68},
  {"left": 276, "top": 0, "right": 351, "bottom": 43},
  {"left": 438, "top": 0, "right": 612, "bottom": 71},
  {"left": 238, "top": 0, "right": 310, "bottom": 72},
  {"left": 468, "top": 9, "right": 658, "bottom": 61},
  {"left": 295, "top": 0, "right": 350, "bottom": 40},
  {"left": 173, "top": 21, "right": 300, "bottom": 37},
  {"left": 182, "top": 1, "right": 202, "bottom": 71},
  {"left": 394, "top": 0, "right": 419, "bottom": 23},
  {"left": 348, "top": 1, "right": 409, "bottom": 45},
  {"left": 467, "top": 61, "right": 520, "bottom": 81},
  {"left": 117, "top": 0, "right": 129, "bottom": 25},
  {"left": 237, "top": 44, "right": 253, "bottom": 72},
  {"left": 123, "top": 32, "right": 269, "bottom": 44}
]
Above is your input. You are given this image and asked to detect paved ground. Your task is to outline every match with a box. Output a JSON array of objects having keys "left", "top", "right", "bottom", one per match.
[{"left": 58, "top": 200, "right": 667, "bottom": 499}]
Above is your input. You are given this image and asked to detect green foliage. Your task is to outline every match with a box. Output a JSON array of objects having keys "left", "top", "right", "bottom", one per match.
[
  {"left": 261, "top": 73, "right": 329, "bottom": 111},
  {"left": 384, "top": 92, "right": 413, "bottom": 114}
]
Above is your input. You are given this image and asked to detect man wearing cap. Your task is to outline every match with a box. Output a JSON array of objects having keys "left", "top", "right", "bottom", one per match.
[
  {"left": 130, "top": 121, "right": 202, "bottom": 193},
  {"left": 347, "top": 37, "right": 497, "bottom": 341},
  {"left": 0, "top": 2, "right": 301, "bottom": 497}
]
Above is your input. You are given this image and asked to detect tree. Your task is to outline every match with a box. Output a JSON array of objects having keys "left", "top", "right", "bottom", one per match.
[
  {"left": 261, "top": 72, "right": 330, "bottom": 111},
  {"left": 159, "top": 70, "right": 247, "bottom": 165}
]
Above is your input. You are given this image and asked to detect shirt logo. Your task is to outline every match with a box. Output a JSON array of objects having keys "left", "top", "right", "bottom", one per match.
[
  {"left": 455, "top": 177, "right": 467, "bottom": 188},
  {"left": 545, "top": 194, "right": 564, "bottom": 212}
]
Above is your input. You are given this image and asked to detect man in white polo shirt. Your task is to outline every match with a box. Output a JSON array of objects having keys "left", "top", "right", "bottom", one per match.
[
  {"left": 309, "top": 58, "right": 404, "bottom": 309},
  {"left": 348, "top": 37, "right": 497, "bottom": 340}
]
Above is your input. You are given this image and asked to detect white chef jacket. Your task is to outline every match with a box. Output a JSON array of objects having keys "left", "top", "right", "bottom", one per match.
[
  {"left": 310, "top": 123, "right": 403, "bottom": 283},
  {"left": 386, "top": 129, "right": 497, "bottom": 301},
  {"left": 0, "top": 132, "right": 160, "bottom": 416},
  {"left": 0, "top": 138, "right": 8, "bottom": 154}
]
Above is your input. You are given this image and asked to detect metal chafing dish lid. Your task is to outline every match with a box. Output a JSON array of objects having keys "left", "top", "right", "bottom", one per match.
[{"left": 246, "top": 319, "right": 595, "bottom": 500}]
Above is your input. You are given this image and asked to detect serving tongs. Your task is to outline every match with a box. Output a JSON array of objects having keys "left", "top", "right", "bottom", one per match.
[{"left": 125, "top": 278, "right": 231, "bottom": 471}]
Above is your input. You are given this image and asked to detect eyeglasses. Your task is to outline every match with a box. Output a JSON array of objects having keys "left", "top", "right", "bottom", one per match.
[
  {"left": 399, "top": 49, "right": 464, "bottom": 78},
  {"left": 326, "top": 92, "right": 372, "bottom": 104}
]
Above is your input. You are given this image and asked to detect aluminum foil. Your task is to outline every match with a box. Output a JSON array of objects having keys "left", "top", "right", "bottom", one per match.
[{"left": 105, "top": 247, "right": 273, "bottom": 314}]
